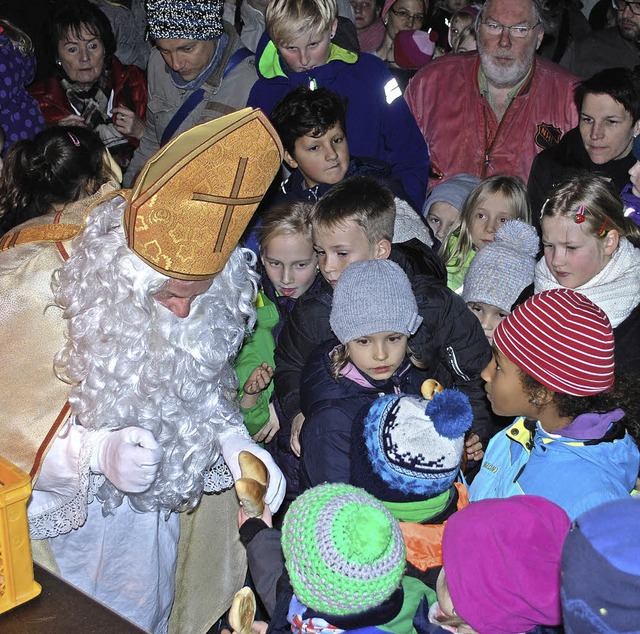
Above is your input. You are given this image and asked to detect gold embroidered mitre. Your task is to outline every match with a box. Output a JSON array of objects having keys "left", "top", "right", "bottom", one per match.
[{"left": 125, "top": 108, "right": 284, "bottom": 280}]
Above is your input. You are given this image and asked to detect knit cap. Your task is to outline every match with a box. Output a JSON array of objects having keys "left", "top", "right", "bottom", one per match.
[
  {"left": 443, "top": 496, "right": 571, "bottom": 634},
  {"left": 462, "top": 220, "right": 538, "bottom": 313},
  {"left": 350, "top": 391, "right": 472, "bottom": 507},
  {"left": 421, "top": 174, "right": 480, "bottom": 219},
  {"left": 562, "top": 497, "right": 640, "bottom": 634},
  {"left": 493, "top": 288, "right": 615, "bottom": 396},
  {"left": 330, "top": 260, "right": 422, "bottom": 344},
  {"left": 147, "top": 0, "right": 223, "bottom": 40},
  {"left": 281, "top": 483, "right": 406, "bottom": 616},
  {"left": 394, "top": 29, "right": 436, "bottom": 69}
]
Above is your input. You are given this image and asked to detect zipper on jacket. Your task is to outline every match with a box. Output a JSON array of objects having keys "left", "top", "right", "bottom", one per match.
[{"left": 446, "top": 346, "right": 470, "bottom": 381}]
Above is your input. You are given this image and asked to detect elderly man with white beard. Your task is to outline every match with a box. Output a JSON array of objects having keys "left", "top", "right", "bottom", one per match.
[
  {"left": 0, "top": 109, "right": 285, "bottom": 633},
  {"left": 405, "top": 0, "right": 579, "bottom": 189}
]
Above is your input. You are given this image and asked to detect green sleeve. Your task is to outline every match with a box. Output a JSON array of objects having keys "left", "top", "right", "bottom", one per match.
[{"left": 235, "top": 292, "right": 279, "bottom": 437}]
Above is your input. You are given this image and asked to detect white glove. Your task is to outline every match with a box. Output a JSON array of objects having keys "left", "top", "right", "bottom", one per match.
[
  {"left": 221, "top": 431, "right": 286, "bottom": 513},
  {"left": 91, "top": 427, "right": 164, "bottom": 493}
]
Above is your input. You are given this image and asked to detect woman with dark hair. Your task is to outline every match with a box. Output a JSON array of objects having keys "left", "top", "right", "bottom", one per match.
[
  {"left": 29, "top": 0, "right": 147, "bottom": 170},
  {"left": 0, "top": 125, "right": 117, "bottom": 235},
  {"left": 528, "top": 67, "right": 640, "bottom": 218}
]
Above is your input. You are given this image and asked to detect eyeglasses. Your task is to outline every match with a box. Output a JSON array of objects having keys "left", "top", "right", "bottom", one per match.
[
  {"left": 480, "top": 20, "right": 541, "bottom": 38},
  {"left": 612, "top": 0, "right": 640, "bottom": 15},
  {"left": 390, "top": 8, "right": 425, "bottom": 24}
]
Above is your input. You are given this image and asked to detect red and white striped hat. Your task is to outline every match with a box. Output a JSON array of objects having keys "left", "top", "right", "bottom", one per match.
[{"left": 493, "top": 289, "right": 615, "bottom": 396}]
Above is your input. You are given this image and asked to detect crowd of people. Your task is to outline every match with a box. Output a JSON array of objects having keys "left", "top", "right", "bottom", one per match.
[{"left": 1, "top": 0, "right": 639, "bottom": 633}]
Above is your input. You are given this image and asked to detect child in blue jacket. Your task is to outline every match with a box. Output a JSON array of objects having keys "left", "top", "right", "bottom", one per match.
[
  {"left": 299, "top": 258, "right": 425, "bottom": 489},
  {"left": 247, "top": 0, "right": 429, "bottom": 211}
]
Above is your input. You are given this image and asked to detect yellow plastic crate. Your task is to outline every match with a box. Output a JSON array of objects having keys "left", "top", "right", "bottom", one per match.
[{"left": 0, "top": 455, "right": 41, "bottom": 613}]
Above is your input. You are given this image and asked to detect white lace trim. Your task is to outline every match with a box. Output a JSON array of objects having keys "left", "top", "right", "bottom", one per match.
[
  {"left": 202, "top": 455, "right": 234, "bottom": 493},
  {"left": 29, "top": 432, "right": 102, "bottom": 540}
]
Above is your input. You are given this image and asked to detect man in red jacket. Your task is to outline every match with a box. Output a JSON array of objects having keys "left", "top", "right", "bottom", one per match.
[{"left": 405, "top": 0, "right": 578, "bottom": 189}]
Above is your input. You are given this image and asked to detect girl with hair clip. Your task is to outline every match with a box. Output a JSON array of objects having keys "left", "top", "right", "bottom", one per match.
[
  {"left": 536, "top": 174, "right": 640, "bottom": 372},
  {"left": 444, "top": 175, "right": 531, "bottom": 293},
  {"left": 235, "top": 201, "right": 321, "bottom": 498},
  {"left": 0, "top": 125, "right": 117, "bottom": 235},
  {"left": 0, "top": 19, "right": 45, "bottom": 157},
  {"left": 299, "top": 258, "right": 425, "bottom": 490},
  {"left": 470, "top": 288, "right": 640, "bottom": 521}
]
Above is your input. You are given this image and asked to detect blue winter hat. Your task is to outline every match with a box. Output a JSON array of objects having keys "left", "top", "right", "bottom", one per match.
[
  {"left": 633, "top": 135, "right": 640, "bottom": 161},
  {"left": 562, "top": 497, "right": 640, "bottom": 633},
  {"left": 422, "top": 174, "right": 480, "bottom": 218},
  {"left": 350, "top": 391, "right": 472, "bottom": 508}
]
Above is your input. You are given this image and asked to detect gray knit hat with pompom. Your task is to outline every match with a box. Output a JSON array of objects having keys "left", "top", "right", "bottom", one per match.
[{"left": 462, "top": 220, "right": 538, "bottom": 313}]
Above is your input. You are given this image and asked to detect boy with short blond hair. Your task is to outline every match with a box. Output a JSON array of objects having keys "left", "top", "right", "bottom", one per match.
[{"left": 273, "top": 176, "right": 494, "bottom": 487}]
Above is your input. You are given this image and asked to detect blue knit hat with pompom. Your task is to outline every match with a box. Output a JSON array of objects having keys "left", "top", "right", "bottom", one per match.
[{"left": 350, "top": 391, "right": 472, "bottom": 507}]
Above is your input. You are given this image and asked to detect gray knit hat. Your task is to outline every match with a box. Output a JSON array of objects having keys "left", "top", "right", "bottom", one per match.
[
  {"left": 147, "top": 0, "right": 224, "bottom": 40},
  {"left": 422, "top": 174, "right": 480, "bottom": 218},
  {"left": 462, "top": 220, "right": 538, "bottom": 313},
  {"left": 330, "top": 260, "right": 422, "bottom": 344}
]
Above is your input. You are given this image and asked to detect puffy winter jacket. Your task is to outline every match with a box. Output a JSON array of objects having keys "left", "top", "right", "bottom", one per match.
[{"left": 299, "top": 343, "right": 424, "bottom": 489}]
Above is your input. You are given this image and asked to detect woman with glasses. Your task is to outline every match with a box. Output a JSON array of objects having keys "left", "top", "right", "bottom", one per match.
[
  {"left": 528, "top": 67, "right": 640, "bottom": 218},
  {"left": 375, "top": 0, "right": 429, "bottom": 64}
]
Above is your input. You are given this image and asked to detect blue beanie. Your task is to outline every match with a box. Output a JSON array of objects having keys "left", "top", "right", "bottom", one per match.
[
  {"left": 562, "top": 497, "right": 640, "bottom": 633},
  {"left": 350, "top": 391, "right": 472, "bottom": 506}
]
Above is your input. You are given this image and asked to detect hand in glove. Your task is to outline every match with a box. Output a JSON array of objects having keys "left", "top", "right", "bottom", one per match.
[
  {"left": 92, "top": 427, "right": 164, "bottom": 493},
  {"left": 221, "top": 431, "right": 286, "bottom": 513}
]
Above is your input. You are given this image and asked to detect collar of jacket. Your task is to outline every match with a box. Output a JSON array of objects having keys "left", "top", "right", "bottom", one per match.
[{"left": 257, "top": 40, "right": 357, "bottom": 80}]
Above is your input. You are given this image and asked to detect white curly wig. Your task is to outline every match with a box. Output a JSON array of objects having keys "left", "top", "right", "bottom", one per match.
[{"left": 52, "top": 194, "right": 259, "bottom": 514}]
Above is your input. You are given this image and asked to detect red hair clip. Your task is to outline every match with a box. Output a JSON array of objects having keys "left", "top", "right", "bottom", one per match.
[
  {"left": 573, "top": 205, "right": 586, "bottom": 224},
  {"left": 67, "top": 132, "right": 80, "bottom": 147},
  {"left": 597, "top": 219, "right": 609, "bottom": 237}
]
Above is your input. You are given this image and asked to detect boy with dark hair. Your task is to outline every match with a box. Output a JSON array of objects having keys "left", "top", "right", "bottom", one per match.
[
  {"left": 269, "top": 85, "right": 410, "bottom": 205},
  {"left": 273, "top": 175, "right": 493, "bottom": 485}
]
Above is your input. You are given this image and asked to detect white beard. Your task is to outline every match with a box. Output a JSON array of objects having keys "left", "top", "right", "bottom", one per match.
[{"left": 53, "top": 196, "right": 258, "bottom": 514}]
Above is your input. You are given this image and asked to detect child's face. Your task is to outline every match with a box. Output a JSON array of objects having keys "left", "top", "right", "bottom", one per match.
[
  {"left": 313, "top": 219, "right": 390, "bottom": 286},
  {"left": 466, "top": 301, "right": 508, "bottom": 346},
  {"left": 286, "top": 124, "right": 350, "bottom": 189},
  {"left": 346, "top": 332, "right": 408, "bottom": 380},
  {"left": 469, "top": 192, "right": 516, "bottom": 250},
  {"left": 351, "top": 0, "right": 381, "bottom": 30},
  {"left": 630, "top": 159, "right": 640, "bottom": 197},
  {"left": 435, "top": 569, "right": 456, "bottom": 621},
  {"left": 541, "top": 215, "right": 618, "bottom": 289},
  {"left": 426, "top": 201, "right": 461, "bottom": 243},
  {"left": 481, "top": 345, "right": 535, "bottom": 418},
  {"left": 261, "top": 233, "right": 318, "bottom": 298},
  {"left": 277, "top": 22, "right": 336, "bottom": 73}
]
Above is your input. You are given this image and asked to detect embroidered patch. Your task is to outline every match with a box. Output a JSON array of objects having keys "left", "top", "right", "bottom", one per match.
[{"left": 534, "top": 122, "right": 562, "bottom": 150}]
